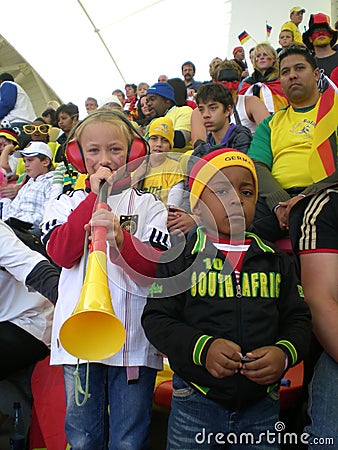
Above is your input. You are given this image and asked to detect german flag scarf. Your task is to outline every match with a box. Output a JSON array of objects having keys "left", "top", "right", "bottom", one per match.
[{"left": 309, "top": 84, "right": 338, "bottom": 182}]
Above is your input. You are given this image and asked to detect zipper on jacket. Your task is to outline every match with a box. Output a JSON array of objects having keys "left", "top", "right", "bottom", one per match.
[{"left": 234, "top": 269, "right": 242, "bottom": 298}]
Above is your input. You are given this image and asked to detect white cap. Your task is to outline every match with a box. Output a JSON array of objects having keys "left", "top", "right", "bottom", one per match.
[
  {"left": 16, "top": 141, "right": 53, "bottom": 160},
  {"left": 99, "top": 95, "right": 122, "bottom": 108}
]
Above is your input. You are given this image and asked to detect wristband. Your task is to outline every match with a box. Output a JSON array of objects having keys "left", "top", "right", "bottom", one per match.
[
  {"left": 273, "top": 204, "right": 280, "bottom": 214},
  {"left": 284, "top": 353, "right": 289, "bottom": 371}
]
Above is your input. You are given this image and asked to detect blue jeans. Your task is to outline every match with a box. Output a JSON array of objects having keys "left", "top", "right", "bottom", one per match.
[
  {"left": 63, "top": 364, "right": 157, "bottom": 450},
  {"left": 305, "top": 352, "right": 338, "bottom": 449},
  {"left": 167, "top": 374, "right": 280, "bottom": 450}
]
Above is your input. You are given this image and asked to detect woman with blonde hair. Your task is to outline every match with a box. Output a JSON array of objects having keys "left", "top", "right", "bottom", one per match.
[{"left": 239, "top": 42, "right": 288, "bottom": 113}]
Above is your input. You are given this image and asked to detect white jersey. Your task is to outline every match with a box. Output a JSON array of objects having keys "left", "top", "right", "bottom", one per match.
[
  {"left": 1, "top": 81, "right": 36, "bottom": 124},
  {"left": 231, "top": 95, "right": 257, "bottom": 135},
  {"left": 42, "top": 188, "right": 169, "bottom": 368},
  {"left": 0, "top": 220, "right": 54, "bottom": 346}
]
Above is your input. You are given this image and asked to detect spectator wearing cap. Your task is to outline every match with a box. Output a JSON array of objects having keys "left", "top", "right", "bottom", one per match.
[
  {"left": 181, "top": 61, "right": 202, "bottom": 92},
  {"left": 4, "top": 142, "right": 54, "bottom": 235},
  {"left": 0, "top": 128, "right": 19, "bottom": 176},
  {"left": 146, "top": 82, "right": 192, "bottom": 154},
  {"left": 232, "top": 46, "right": 249, "bottom": 80},
  {"left": 303, "top": 13, "right": 338, "bottom": 82},
  {"left": 0, "top": 128, "right": 22, "bottom": 209},
  {"left": 99, "top": 95, "right": 123, "bottom": 111},
  {"left": 281, "top": 6, "right": 305, "bottom": 44},
  {"left": 131, "top": 116, "right": 184, "bottom": 207},
  {"left": 12, "top": 117, "right": 56, "bottom": 181}
]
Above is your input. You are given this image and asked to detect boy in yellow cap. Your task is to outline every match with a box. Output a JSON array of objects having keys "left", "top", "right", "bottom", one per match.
[
  {"left": 142, "top": 148, "right": 311, "bottom": 449},
  {"left": 132, "top": 116, "right": 184, "bottom": 207}
]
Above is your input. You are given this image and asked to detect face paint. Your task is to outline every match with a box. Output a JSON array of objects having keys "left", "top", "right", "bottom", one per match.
[
  {"left": 310, "top": 29, "right": 331, "bottom": 45},
  {"left": 218, "top": 81, "right": 240, "bottom": 93}
]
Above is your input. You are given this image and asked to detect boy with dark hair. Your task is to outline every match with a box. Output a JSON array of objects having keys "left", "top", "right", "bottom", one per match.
[
  {"left": 55, "top": 102, "right": 79, "bottom": 152},
  {"left": 194, "top": 83, "right": 251, "bottom": 152},
  {"left": 142, "top": 148, "right": 312, "bottom": 449}
]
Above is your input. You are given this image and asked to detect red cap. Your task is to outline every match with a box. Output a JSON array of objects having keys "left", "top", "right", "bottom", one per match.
[{"left": 233, "top": 46, "right": 244, "bottom": 56}]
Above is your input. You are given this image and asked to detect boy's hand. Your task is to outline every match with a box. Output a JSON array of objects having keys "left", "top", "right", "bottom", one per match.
[
  {"left": 205, "top": 338, "right": 242, "bottom": 378},
  {"left": 0, "top": 183, "right": 21, "bottom": 199},
  {"left": 240, "top": 346, "right": 286, "bottom": 385},
  {"left": 167, "top": 209, "right": 198, "bottom": 234},
  {"left": 86, "top": 208, "right": 124, "bottom": 250},
  {"left": 3, "top": 143, "right": 16, "bottom": 155}
]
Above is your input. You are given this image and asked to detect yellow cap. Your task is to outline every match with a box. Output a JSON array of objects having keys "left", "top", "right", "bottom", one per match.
[
  {"left": 148, "top": 117, "right": 174, "bottom": 148},
  {"left": 290, "top": 6, "right": 305, "bottom": 13},
  {"left": 189, "top": 149, "right": 258, "bottom": 211}
]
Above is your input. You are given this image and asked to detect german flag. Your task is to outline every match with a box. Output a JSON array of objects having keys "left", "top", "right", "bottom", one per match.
[
  {"left": 238, "top": 31, "right": 250, "bottom": 45},
  {"left": 309, "top": 84, "right": 338, "bottom": 182},
  {"left": 266, "top": 23, "right": 272, "bottom": 38}
]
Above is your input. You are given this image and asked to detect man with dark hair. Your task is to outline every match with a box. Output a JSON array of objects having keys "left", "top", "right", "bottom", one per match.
[
  {"left": 0, "top": 72, "right": 36, "bottom": 147},
  {"left": 248, "top": 45, "right": 338, "bottom": 447},
  {"left": 247, "top": 44, "right": 338, "bottom": 242},
  {"left": 146, "top": 82, "right": 192, "bottom": 154},
  {"left": 181, "top": 61, "right": 202, "bottom": 91},
  {"left": 54, "top": 102, "right": 79, "bottom": 161}
]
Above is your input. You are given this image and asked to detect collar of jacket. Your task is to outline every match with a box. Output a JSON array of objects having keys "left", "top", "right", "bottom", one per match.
[{"left": 190, "top": 226, "right": 276, "bottom": 255}]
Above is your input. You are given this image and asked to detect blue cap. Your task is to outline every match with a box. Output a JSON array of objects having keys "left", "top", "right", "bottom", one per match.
[{"left": 146, "top": 82, "right": 176, "bottom": 104}]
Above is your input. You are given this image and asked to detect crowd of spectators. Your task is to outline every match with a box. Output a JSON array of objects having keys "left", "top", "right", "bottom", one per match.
[{"left": 0, "top": 6, "right": 337, "bottom": 449}]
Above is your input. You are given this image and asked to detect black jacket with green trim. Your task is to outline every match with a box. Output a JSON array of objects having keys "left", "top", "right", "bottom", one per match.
[{"left": 142, "top": 228, "right": 312, "bottom": 410}]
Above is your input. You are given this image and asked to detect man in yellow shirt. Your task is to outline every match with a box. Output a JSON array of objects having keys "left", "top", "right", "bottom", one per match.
[
  {"left": 248, "top": 44, "right": 337, "bottom": 242},
  {"left": 281, "top": 6, "right": 305, "bottom": 44}
]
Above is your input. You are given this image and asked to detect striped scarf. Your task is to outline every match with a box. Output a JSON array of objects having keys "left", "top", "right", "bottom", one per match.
[{"left": 309, "top": 84, "right": 338, "bottom": 182}]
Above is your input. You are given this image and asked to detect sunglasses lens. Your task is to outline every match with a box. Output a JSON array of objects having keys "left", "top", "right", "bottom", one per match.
[
  {"left": 39, "top": 125, "right": 50, "bottom": 134},
  {"left": 23, "top": 125, "right": 35, "bottom": 134}
]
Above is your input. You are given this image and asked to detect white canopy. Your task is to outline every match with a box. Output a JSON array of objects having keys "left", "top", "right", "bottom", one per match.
[{"left": 1, "top": 0, "right": 332, "bottom": 117}]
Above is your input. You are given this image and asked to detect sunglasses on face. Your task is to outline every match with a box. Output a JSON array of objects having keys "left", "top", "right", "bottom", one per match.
[{"left": 23, "top": 124, "right": 51, "bottom": 135}]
